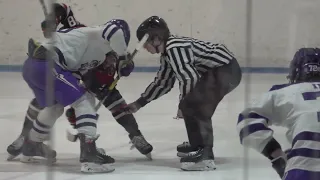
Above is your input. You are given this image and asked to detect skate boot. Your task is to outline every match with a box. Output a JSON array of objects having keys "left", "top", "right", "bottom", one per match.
[
  {"left": 180, "top": 147, "right": 216, "bottom": 171},
  {"left": 177, "top": 142, "right": 215, "bottom": 159},
  {"left": 129, "top": 131, "right": 153, "bottom": 160},
  {"left": 20, "top": 138, "right": 57, "bottom": 163},
  {"left": 177, "top": 141, "right": 201, "bottom": 157},
  {"left": 78, "top": 133, "right": 115, "bottom": 173},
  {"left": 7, "top": 135, "right": 25, "bottom": 161}
]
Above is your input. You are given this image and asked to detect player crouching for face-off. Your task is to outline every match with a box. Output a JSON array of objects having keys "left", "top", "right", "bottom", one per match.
[
  {"left": 7, "top": 3, "right": 152, "bottom": 165},
  {"left": 6, "top": 2, "right": 86, "bottom": 161},
  {"left": 18, "top": 18, "right": 137, "bottom": 173},
  {"left": 237, "top": 48, "right": 320, "bottom": 180},
  {"left": 124, "top": 16, "right": 242, "bottom": 171},
  {"left": 65, "top": 49, "right": 153, "bottom": 159}
]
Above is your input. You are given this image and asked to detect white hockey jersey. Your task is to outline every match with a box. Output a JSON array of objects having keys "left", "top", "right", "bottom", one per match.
[
  {"left": 41, "top": 22, "right": 127, "bottom": 73},
  {"left": 237, "top": 82, "right": 320, "bottom": 173}
]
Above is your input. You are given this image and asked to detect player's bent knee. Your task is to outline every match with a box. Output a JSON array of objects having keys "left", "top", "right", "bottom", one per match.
[
  {"left": 39, "top": 104, "right": 64, "bottom": 122},
  {"left": 71, "top": 93, "right": 96, "bottom": 115}
]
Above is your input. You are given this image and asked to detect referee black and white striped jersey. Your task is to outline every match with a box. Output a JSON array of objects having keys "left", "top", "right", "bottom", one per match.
[{"left": 141, "top": 35, "right": 235, "bottom": 102}]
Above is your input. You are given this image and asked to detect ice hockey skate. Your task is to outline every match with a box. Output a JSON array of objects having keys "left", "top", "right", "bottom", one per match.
[
  {"left": 180, "top": 147, "right": 216, "bottom": 171},
  {"left": 20, "top": 137, "right": 57, "bottom": 164},
  {"left": 129, "top": 132, "right": 153, "bottom": 160},
  {"left": 78, "top": 133, "right": 115, "bottom": 173},
  {"left": 7, "top": 135, "right": 25, "bottom": 161}
]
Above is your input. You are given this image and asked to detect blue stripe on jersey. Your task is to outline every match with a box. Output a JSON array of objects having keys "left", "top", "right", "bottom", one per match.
[
  {"left": 302, "top": 91, "right": 320, "bottom": 100},
  {"left": 287, "top": 148, "right": 320, "bottom": 160},
  {"left": 239, "top": 124, "right": 272, "bottom": 143},
  {"left": 53, "top": 47, "right": 68, "bottom": 68},
  {"left": 238, "top": 113, "right": 269, "bottom": 124},
  {"left": 284, "top": 169, "right": 320, "bottom": 179},
  {"left": 76, "top": 114, "right": 99, "bottom": 121},
  {"left": 269, "top": 84, "right": 290, "bottom": 91},
  {"left": 292, "top": 131, "right": 320, "bottom": 146},
  {"left": 102, "top": 23, "right": 120, "bottom": 41}
]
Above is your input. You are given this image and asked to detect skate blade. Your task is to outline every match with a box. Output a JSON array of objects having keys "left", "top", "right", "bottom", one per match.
[
  {"left": 7, "top": 154, "right": 19, "bottom": 161},
  {"left": 181, "top": 160, "right": 217, "bottom": 171},
  {"left": 177, "top": 152, "right": 190, "bottom": 158},
  {"left": 81, "top": 162, "right": 115, "bottom": 173},
  {"left": 20, "top": 155, "right": 56, "bottom": 164}
]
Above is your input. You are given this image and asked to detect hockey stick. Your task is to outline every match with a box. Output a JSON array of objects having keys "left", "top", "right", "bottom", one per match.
[
  {"left": 94, "top": 33, "right": 149, "bottom": 111},
  {"left": 38, "top": 0, "right": 49, "bottom": 16},
  {"left": 67, "top": 33, "right": 149, "bottom": 142},
  {"left": 94, "top": 77, "right": 119, "bottom": 111}
]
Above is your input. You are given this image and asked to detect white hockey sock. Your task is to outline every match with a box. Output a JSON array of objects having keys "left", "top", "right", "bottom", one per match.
[
  {"left": 29, "top": 104, "right": 64, "bottom": 142},
  {"left": 71, "top": 93, "right": 98, "bottom": 137}
]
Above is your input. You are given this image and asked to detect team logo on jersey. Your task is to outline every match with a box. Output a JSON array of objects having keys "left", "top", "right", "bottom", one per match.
[{"left": 79, "top": 60, "right": 101, "bottom": 71}]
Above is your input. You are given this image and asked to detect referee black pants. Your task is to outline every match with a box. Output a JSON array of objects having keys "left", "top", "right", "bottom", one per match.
[{"left": 179, "top": 58, "right": 242, "bottom": 149}]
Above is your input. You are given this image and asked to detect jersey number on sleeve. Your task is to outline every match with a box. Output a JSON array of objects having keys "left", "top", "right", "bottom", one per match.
[{"left": 302, "top": 83, "right": 320, "bottom": 122}]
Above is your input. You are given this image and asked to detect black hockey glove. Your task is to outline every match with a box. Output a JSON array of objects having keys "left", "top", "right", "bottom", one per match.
[
  {"left": 261, "top": 138, "right": 287, "bottom": 178},
  {"left": 271, "top": 156, "right": 286, "bottom": 178}
]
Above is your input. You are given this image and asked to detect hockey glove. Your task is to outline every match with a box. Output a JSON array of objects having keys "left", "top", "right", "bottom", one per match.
[
  {"left": 124, "top": 101, "right": 141, "bottom": 114},
  {"left": 271, "top": 156, "right": 286, "bottom": 178},
  {"left": 117, "top": 53, "right": 134, "bottom": 77},
  {"left": 123, "top": 97, "right": 148, "bottom": 114}
]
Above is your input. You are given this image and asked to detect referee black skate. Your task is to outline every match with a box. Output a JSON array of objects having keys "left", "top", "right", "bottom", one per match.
[{"left": 124, "top": 16, "right": 242, "bottom": 171}]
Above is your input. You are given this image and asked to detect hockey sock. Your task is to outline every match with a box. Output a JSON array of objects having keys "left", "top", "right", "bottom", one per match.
[
  {"left": 115, "top": 113, "right": 140, "bottom": 135},
  {"left": 72, "top": 93, "right": 98, "bottom": 137},
  {"left": 21, "top": 99, "right": 42, "bottom": 136},
  {"left": 29, "top": 104, "right": 64, "bottom": 142}
]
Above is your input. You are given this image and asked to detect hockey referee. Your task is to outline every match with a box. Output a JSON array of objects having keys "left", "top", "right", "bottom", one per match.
[{"left": 124, "top": 16, "right": 242, "bottom": 171}]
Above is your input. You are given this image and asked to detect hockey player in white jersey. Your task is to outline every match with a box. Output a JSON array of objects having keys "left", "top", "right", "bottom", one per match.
[
  {"left": 6, "top": 3, "right": 86, "bottom": 160},
  {"left": 7, "top": 3, "right": 152, "bottom": 161},
  {"left": 21, "top": 19, "right": 133, "bottom": 173},
  {"left": 237, "top": 48, "right": 320, "bottom": 179}
]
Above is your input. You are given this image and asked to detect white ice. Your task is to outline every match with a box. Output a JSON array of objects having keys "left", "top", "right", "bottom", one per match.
[{"left": 0, "top": 72, "right": 291, "bottom": 180}]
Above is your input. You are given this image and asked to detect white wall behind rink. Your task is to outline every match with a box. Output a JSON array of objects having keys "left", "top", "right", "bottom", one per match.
[{"left": 0, "top": 0, "right": 319, "bottom": 68}]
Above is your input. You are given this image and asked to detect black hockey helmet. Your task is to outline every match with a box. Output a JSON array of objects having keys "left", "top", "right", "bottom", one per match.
[
  {"left": 136, "top": 16, "right": 170, "bottom": 42},
  {"left": 288, "top": 48, "right": 320, "bottom": 83}
]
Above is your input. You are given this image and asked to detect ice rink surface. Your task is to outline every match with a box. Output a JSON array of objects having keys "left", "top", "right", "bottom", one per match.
[{"left": 0, "top": 72, "right": 292, "bottom": 180}]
